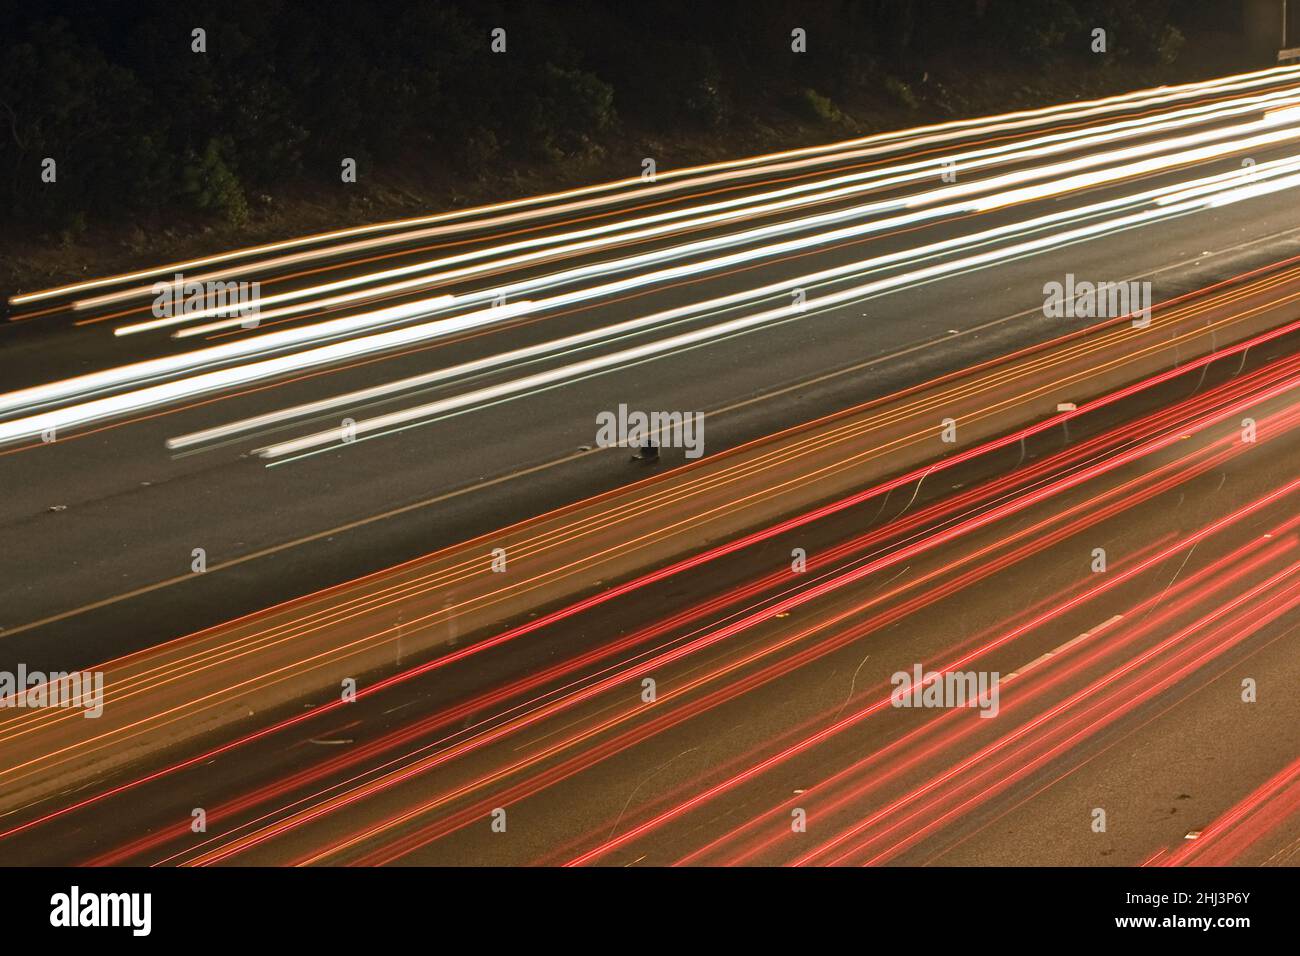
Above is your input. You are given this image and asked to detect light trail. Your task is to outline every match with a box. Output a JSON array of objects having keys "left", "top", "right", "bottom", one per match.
[
  {"left": 107, "top": 82, "right": 1300, "bottom": 338},
  {"left": 328, "top": 409, "right": 1300, "bottom": 867},
  {"left": 16, "top": 322, "right": 1284, "bottom": 857},
  {"left": 5, "top": 244, "right": 1294, "bottom": 868},
  {"left": 2, "top": 261, "right": 1293, "bottom": 791},
  {"left": 125, "top": 363, "right": 1288, "bottom": 865},
  {"left": 683, "top": 530, "right": 1295, "bottom": 866},
  {"left": 817, "top": 570, "right": 1300, "bottom": 866},
  {"left": 16, "top": 62, "right": 1300, "bottom": 310},
  {"left": 2, "top": 61, "right": 1298, "bottom": 873},
  {"left": 249, "top": 157, "right": 1300, "bottom": 460},
  {"left": 6, "top": 106, "right": 1300, "bottom": 448},
  {"left": 563, "top": 472, "right": 1300, "bottom": 866},
  {"left": 216, "top": 372, "right": 1300, "bottom": 866},
  {"left": 1156, "top": 754, "right": 1300, "bottom": 866},
  {"left": 165, "top": 153, "right": 1300, "bottom": 453}
]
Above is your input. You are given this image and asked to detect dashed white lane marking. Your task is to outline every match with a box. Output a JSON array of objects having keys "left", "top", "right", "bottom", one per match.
[{"left": 1003, "top": 614, "right": 1125, "bottom": 683}]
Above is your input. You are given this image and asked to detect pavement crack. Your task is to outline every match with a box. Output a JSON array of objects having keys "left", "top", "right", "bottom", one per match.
[{"left": 605, "top": 747, "right": 700, "bottom": 845}]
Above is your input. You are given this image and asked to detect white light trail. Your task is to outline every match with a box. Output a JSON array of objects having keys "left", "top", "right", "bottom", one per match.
[
  {"left": 0, "top": 295, "right": 455, "bottom": 417},
  {"left": 5, "top": 118, "right": 1300, "bottom": 440},
  {"left": 0, "top": 302, "right": 534, "bottom": 445},
  {"left": 127, "top": 84, "right": 1300, "bottom": 339},
  {"left": 167, "top": 152, "right": 1300, "bottom": 451},
  {"left": 124, "top": 107, "right": 1300, "bottom": 364},
  {"left": 252, "top": 185, "right": 1252, "bottom": 460},
  {"left": 14, "top": 63, "right": 1300, "bottom": 309}
]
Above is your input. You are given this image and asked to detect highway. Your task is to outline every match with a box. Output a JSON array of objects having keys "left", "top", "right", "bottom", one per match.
[
  {"left": 1, "top": 312, "right": 1296, "bottom": 865},
  {"left": 0, "top": 65, "right": 1298, "bottom": 867},
  {"left": 6, "top": 66, "right": 1300, "bottom": 669}
]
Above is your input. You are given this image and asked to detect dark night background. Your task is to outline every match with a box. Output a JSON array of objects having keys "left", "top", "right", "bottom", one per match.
[{"left": 0, "top": 0, "right": 1267, "bottom": 294}]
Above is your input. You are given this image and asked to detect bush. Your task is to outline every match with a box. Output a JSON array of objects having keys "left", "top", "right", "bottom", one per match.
[
  {"left": 678, "top": 43, "right": 729, "bottom": 128},
  {"left": 796, "top": 88, "right": 844, "bottom": 125},
  {"left": 526, "top": 63, "right": 616, "bottom": 160},
  {"left": 0, "top": 0, "right": 1207, "bottom": 230},
  {"left": 180, "top": 139, "right": 249, "bottom": 227},
  {"left": 985, "top": 0, "right": 1083, "bottom": 65},
  {"left": 884, "top": 75, "right": 921, "bottom": 110},
  {"left": 1153, "top": 24, "right": 1185, "bottom": 65},
  {"left": 458, "top": 128, "right": 501, "bottom": 174}
]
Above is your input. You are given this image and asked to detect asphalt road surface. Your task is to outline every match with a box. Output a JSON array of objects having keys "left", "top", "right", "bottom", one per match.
[
  {"left": 1, "top": 66, "right": 1298, "bottom": 867},
  {"left": 6, "top": 65, "right": 1300, "bottom": 672},
  {"left": 1, "top": 319, "right": 1296, "bottom": 865}
]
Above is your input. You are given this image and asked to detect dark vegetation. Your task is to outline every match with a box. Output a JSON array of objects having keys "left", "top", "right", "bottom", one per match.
[{"left": 0, "top": 0, "right": 1254, "bottom": 292}]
